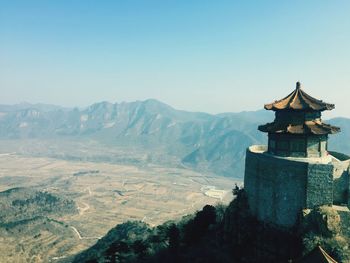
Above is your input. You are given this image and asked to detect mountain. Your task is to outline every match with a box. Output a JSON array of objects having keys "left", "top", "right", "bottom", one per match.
[
  {"left": 0, "top": 100, "right": 348, "bottom": 178},
  {"left": 0, "top": 102, "right": 67, "bottom": 113},
  {"left": 328, "top": 117, "right": 350, "bottom": 154}
]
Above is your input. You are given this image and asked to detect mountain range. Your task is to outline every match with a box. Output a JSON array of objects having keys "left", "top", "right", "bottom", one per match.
[{"left": 0, "top": 100, "right": 348, "bottom": 177}]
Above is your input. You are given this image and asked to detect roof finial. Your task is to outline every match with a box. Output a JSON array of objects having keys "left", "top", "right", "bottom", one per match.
[{"left": 296, "top": 81, "right": 301, "bottom": 90}]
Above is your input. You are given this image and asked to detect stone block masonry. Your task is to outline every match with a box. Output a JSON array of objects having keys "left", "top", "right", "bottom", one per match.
[
  {"left": 244, "top": 148, "right": 308, "bottom": 227},
  {"left": 306, "top": 164, "right": 333, "bottom": 208}
]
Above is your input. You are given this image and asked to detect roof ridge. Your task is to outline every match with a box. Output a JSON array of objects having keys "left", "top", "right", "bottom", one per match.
[
  {"left": 288, "top": 88, "right": 300, "bottom": 108},
  {"left": 264, "top": 89, "right": 296, "bottom": 109}
]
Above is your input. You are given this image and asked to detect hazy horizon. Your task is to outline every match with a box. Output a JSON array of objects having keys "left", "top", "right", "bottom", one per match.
[
  {"left": 1, "top": 1, "right": 350, "bottom": 118},
  {"left": 1, "top": 98, "right": 347, "bottom": 121}
]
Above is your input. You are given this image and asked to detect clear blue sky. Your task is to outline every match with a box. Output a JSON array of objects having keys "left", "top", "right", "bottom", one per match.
[{"left": 1, "top": 1, "right": 349, "bottom": 117}]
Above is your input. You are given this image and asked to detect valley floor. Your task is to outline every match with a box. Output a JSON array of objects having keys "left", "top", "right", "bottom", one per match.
[{"left": 0, "top": 153, "right": 237, "bottom": 262}]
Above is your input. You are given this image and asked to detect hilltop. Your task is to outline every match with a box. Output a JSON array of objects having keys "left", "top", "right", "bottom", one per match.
[
  {"left": 0, "top": 187, "right": 79, "bottom": 262},
  {"left": 0, "top": 187, "right": 77, "bottom": 223}
]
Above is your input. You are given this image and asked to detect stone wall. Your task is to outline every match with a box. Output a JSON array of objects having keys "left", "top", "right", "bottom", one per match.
[
  {"left": 244, "top": 148, "right": 308, "bottom": 227},
  {"left": 244, "top": 146, "right": 350, "bottom": 228},
  {"left": 306, "top": 164, "right": 333, "bottom": 208},
  {"left": 333, "top": 160, "right": 350, "bottom": 205}
]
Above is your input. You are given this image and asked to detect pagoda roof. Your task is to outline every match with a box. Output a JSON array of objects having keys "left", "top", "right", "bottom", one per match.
[
  {"left": 264, "top": 82, "right": 335, "bottom": 111},
  {"left": 258, "top": 120, "right": 340, "bottom": 135}
]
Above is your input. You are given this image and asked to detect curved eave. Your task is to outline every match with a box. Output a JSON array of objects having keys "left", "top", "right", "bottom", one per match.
[
  {"left": 264, "top": 104, "right": 335, "bottom": 111},
  {"left": 258, "top": 121, "right": 340, "bottom": 135}
]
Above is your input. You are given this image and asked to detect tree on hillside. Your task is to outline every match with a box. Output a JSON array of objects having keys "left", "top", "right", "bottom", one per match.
[
  {"left": 184, "top": 205, "right": 216, "bottom": 244},
  {"left": 168, "top": 224, "right": 180, "bottom": 252}
]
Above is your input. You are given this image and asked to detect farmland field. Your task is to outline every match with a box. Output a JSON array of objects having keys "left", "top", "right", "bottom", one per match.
[{"left": 0, "top": 150, "right": 237, "bottom": 262}]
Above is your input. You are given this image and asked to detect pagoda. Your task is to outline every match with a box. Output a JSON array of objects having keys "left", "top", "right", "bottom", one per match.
[
  {"left": 243, "top": 82, "right": 350, "bottom": 228},
  {"left": 259, "top": 82, "right": 340, "bottom": 158}
]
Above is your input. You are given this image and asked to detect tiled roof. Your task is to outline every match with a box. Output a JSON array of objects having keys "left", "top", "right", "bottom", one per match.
[
  {"left": 258, "top": 120, "right": 340, "bottom": 135},
  {"left": 264, "top": 82, "right": 335, "bottom": 111}
]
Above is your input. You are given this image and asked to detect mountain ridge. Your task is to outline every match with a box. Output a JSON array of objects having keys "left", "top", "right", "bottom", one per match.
[{"left": 0, "top": 99, "right": 348, "bottom": 177}]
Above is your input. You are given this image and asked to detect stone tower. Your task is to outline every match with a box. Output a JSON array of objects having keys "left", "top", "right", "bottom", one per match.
[{"left": 244, "top": 82, "right": 350, "bottom": 228}]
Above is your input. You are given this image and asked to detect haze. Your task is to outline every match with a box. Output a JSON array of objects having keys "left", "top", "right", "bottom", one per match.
[{"left": 1, "top": 1, "right": 350, "bottom": 118}]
